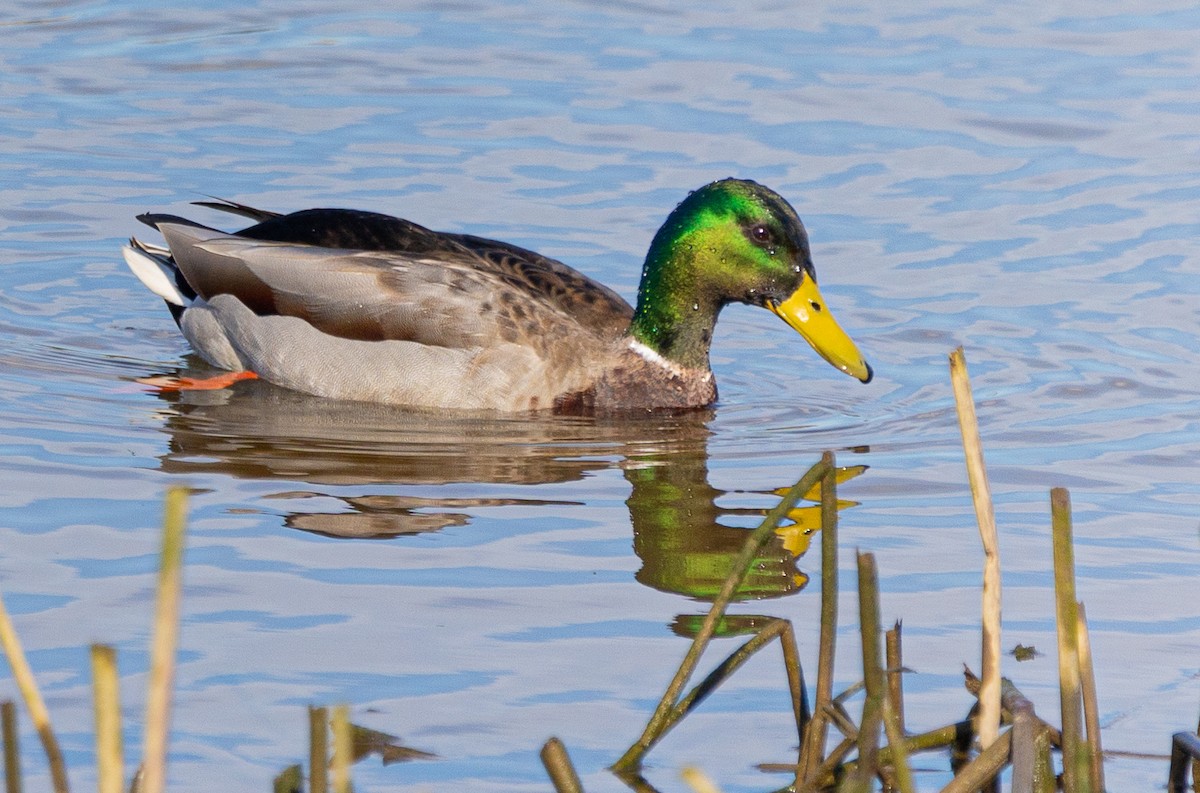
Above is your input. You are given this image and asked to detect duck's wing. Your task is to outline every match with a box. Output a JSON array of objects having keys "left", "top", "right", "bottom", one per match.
[
  {"left": 145, "top": 207, "right": 634, "bottom": 339},
  {"left": 156, "top": 223, "right": 627, "bottom": 356},
  {"left": 238, "top": 209, "right": 634, "bottom": 339}
]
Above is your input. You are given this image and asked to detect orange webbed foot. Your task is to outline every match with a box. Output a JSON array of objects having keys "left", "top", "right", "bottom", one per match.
[{"left": 137, "top": 370, "right": 259, "bottom": 392}]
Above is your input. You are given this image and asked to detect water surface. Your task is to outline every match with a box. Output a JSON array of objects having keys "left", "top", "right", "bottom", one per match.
[{"left": 2, "top": 2, "right": 1199, "bottom": 790}]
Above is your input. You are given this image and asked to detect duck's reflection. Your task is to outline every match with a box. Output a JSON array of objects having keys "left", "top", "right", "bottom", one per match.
[
  {"left": 277, "top": 494, "right": 572, "bottom": 539},
  {"left": 626, "top": 448, "right": 807, "bottom": 602},
  {"left": 151, "top": 373, "right": 863, "bottom": 601},
  {"left": 627, "top": 459, "right": 864, "bottom": 607},
  {"left": 155, "top": 377, "right": 623, "bottom": 488}
]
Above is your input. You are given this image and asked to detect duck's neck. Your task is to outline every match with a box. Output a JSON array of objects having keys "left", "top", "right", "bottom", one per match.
[{"left": 628, "top": 237, "right": 721, "bottom": 371}]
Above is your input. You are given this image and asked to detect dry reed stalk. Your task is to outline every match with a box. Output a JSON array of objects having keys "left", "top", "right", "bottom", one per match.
[
  {"left": 89, "top": 644, "right": 123, "bottom": 793},
  {"left": 1050, "top": 487, "right": 1084, "bottom": 792},
  {"left": 1076, "top": 602, "right": 1104, "bottom": 792},
  {"left": 964, "top": 669, "right": 1063, "bottom": 748},
  {"left": 886, "top": 621, "right": 905, "bottom": 736},
  {"left": 948, "top": 347, "right": 1002, "bottom": 751},
  {"left": 308, "top": 705, "right": 328, "bottom": 793},
  {"left": 1009, "top": 719, "right": 1058, "bottom": 793},
  {"left": 540, "top": 738, "right": 584, "bottom": 793},
  {"left": 846, "top": 552, "right": 916, "bottom": 793},
  {"left": 139, "top": 485, "right": 189, "bottom": 793},
  {"left": 881, "top": 646, "right": 914, "bottom": 791},
  {"left": 2, "top": 700, "right": 19, "bottom": 793},
  {"left": 797, "top": 455, "right": 840, "bottom": 781},
  {"left": 1009, "top": 696, "right": 1037, "bottom": 793},
  {"left": 1033, "top": 724, "right": 1057, "bottom": 793},
  {"left": 614, "top": 456, "right": 833, "bottom": 772},
  {"left": 330, "top": 705, "right": 351, "bottom": 793},
  {"left": 0, "top": 591, "right": 69, "bottom": 793},
  {"left": 842, "top": 552, "right": 885, "bottom": 793},
  {"left": 881, "top": 699, "right": 915, "bottom": 793}
]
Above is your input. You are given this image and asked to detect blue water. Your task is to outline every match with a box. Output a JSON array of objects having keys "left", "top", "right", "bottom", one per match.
[{"left": 2, "top": 2, "right": 1199, "bottom": 790}]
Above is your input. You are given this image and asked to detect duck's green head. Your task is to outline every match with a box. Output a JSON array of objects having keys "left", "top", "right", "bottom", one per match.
[{"left": 631, "top": 178, "right": 872, "bottom": 382}]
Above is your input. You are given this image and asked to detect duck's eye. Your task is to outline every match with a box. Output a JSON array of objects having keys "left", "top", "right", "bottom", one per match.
[{"left": 750, "top": 224, "right": 772, "bottom": 244}]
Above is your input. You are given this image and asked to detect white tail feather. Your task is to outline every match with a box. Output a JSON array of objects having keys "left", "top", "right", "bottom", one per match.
[{"left": 123, "top": 242, "right": 188, "bottom": 306}]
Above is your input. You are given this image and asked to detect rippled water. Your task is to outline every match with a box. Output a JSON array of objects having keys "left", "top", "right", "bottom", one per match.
[{"left": 2, "top": 2, "right": 1199, "bottom": 790}]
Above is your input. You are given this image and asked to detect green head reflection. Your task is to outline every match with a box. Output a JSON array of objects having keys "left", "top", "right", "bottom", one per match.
[{"left": 627, "top": 453, "right": 867, "bottom": 605}]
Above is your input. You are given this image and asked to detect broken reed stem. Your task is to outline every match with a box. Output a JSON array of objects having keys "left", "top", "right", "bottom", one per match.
[
  {"left": 1076, "top": 602, "right": 1105, "bottom": 793},
  {"left": 842, "top": 552, "right": 885, "bottom": 793},
  {"left": 330, "top": 705, "right": 351, "bottom": 793},
  {"left": 89, "top": 644, "right": 123, "bottom": 793},
  {"left": 964, "top": 669, "right": 1064, "bottom": 748},
  {"left": 0, "top": 591, "right": 69, "bottom": 793},
  {"left": 1050, "top": 487, "right": 1084, "bottom": 793},
  {"left": 949, "top": 347, "right": 1002, "bottom": 751},
  {"left": 540, "top": 737, "right": 584, "bottom": 793},
  {"left": 1008, "top": 693, "right": 1038, "bottom": 793},
  {"left": 964, "top": 668, "right": 1066, "bottom": 792},
  {"left": 308, "top": 705, "right": 328, "bottom": 793},
  {"left": 881, "top": 624, "right": 915, "bottom": 792},
  {"left": 1011, "top": 707, "right": 1058, "bottom": 793},
  {"left": 885, "top": 621, "right": 904, "bottom": 735},
  {"left": 838, "top": 553, "right": 914, "bottom": 793},
  {"left": 1033, "top": 724, "right": 1057, "bottom": 793},
  {"left": 797, "top": 455, "right": 839, "bottom": 781},
  {"left": 613, "top": 455, "right": 833, "bottom": 772},
  {"left": 140, "top": 485, "right": 189, "bottom": 793},
  {"left": 2, "top": 700, "right": 19, "bottom": 793},
  {"left": 881, "top": 696, "right": 914, "bottom": 793}
]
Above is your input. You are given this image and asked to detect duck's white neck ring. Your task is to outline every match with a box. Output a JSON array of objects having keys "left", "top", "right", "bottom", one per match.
[{"left": 627, "top": 337, "right": 710, "bottom": 381}]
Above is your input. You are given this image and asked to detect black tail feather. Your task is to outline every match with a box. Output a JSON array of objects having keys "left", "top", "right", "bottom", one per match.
[
  {"left": 137, "top": 212, "right": 218, "bottom": 232},
  {"left": 192, "top": 196, "right": 282, "bottom": 223}
]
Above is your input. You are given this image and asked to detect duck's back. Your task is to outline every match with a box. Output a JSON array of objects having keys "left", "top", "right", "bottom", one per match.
[{"left": 230, "top": 208, "right": 635, "bottom": 340}]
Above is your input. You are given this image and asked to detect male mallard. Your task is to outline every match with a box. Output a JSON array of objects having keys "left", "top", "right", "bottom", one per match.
[{"left": 123, "top": 178, "right": 872, "bottom": 412}]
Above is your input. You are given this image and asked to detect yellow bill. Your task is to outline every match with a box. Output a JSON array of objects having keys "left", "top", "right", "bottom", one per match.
[{"left": 767, "top": 276, "right": 873, "bottom": 383}]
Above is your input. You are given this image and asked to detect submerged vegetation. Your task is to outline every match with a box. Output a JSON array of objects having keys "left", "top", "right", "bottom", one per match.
[{"left": 1, "top": 350, "right": 1197, "bottom": 791}]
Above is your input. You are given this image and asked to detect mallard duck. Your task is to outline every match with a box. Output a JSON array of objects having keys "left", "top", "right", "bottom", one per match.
[{"left": 123, "top": 178, "right": 872, "bottom": 412}]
